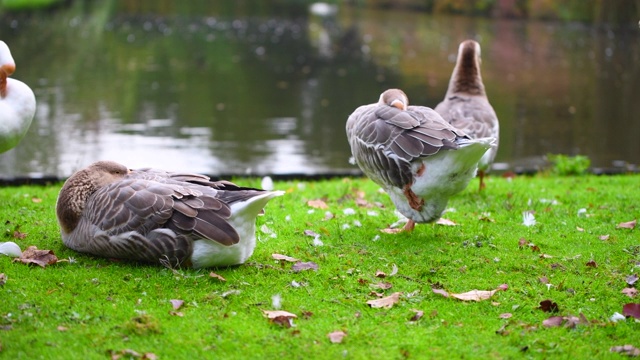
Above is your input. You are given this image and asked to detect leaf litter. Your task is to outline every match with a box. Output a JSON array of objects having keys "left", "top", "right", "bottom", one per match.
[
  {"left": 432, "top": 284, "right": 508, "bottom": 302},
  {"left": 13, "top": 246, "right": 58, "bottom": 267},
  {"left": 366, "top": 292, "right": 402, "bottom": 309}
]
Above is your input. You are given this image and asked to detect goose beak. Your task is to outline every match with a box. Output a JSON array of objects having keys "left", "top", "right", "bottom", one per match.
[
  {"left": 390, "top": 99, "right": 406, "bottom": 110},
  {"left": 0, "top": 64, "right": 15, "bottom": 98}
]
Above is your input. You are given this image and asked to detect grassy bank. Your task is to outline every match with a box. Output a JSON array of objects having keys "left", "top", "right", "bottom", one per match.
[{"left": 1, "top": 174, "right": 639, "bottom": 358}]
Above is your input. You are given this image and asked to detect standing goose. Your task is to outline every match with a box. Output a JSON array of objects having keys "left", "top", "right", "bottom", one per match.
[
  {"left": 435, "top": 40, "right": 499, "bottom": 191},
  {"left": 346, "top": 89, "right": 495, "bottom": 232},
  {"left": 56, "top": 161, "right": 284, "bottom": 268},
  {"left": 0, "top": 41, "right": 36, "bottom": 153}
]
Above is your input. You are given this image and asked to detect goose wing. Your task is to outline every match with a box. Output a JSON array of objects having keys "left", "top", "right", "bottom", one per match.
[{"left": 347, "top": 103, "right": 467, "bottom": 188}]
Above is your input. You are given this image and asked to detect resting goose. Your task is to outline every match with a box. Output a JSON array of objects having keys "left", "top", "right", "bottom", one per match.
[
  {"left": 56, "top": 161, "right": 284, "bottom": 268},
  {"left": 346, "top": 89, "right": 494, "bottom": 232},
  {"left": 435, "top": 40, "right": 499, "bottom": 190},
  {"left": 0, "top": 41, "right": 36, "bottom": 153}
]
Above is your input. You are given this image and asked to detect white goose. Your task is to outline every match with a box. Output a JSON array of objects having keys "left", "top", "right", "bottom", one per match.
[
  {"left": 346, "top": 89, "right": 494, "bottom": 232},
  {"left": 435, "top": 40, "right": 499, "bottom": 191},
  {"left": 0, "top": 40, "right": 36, "bottom": 153},
  {"left": 56, "top": 161, "right": 284, "bottom": 268}
]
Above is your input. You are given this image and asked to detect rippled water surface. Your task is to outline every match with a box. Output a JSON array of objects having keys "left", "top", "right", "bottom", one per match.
[{"left": 1, "top": 2, "right": 639, "bottom": 178}]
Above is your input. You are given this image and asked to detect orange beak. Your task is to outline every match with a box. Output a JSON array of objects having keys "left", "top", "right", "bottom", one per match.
[{"left": 390, "top": 99, "right": 406, "bottom": 110}]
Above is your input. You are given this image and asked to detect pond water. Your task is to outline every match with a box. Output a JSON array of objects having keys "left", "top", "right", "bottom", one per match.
[{"left": 1, "top": 1, "right": 639, "bottom": 179}]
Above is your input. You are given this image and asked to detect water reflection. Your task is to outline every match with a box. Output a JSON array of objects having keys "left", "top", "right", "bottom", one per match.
[{"left": 0, "top": 1, "right": 638, "bottom": 178}]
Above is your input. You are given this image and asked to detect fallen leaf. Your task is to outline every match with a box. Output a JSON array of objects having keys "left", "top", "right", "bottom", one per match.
[
  {"left": 169, "top": 311, "right": 184, "bottom": 317},
  {"left": 108, "top": 349, "right": 158, "bottom": 360},
  {"left": 622, "top": 288, "right": 637, "bottom": 298},
  {"left": 617, "top": 220, "right": 637, "bottom": 229},
  {"left": 585, "top": 260, "right": 597, "bottom": 268},
  {"left": 0, "top": 273, "right": 6, "bottom": 286},
  {"left": 327, "top": 330, "right": 347, "bottom": 343},
  {"left": 409, "top": 309, "right": 424, "bottom": 322},
  {"left": 542, "top": 316, "right": 564, "bottom": 327},
  {"left": 626, "top": 274, "right": 638, "bottom": 286},
  {"left": 366, "top": 292, "right": 402, "bottom": 309},
  {"left": 12, "top": 231, "right": 27, "bottom": 239},
  {"left": 370, "top": 282, "right": 393, "bottom": 290},
  {"left": 518, "top": 238, "right": 528, "bottom": 247},
  {"left": 539, "top": 276, "right": 549, "bottom": 284},
  {"left": 538, "top": 299, "right": 560, "bottom": 313},
  {"left": 539, "top": 253, "right": 553, "bottom": 259},
  {"left": 209, "top": 272, "right": 226, "bottom": 281},
  {"left": 375, "top": 270, "right": 386, "bottom": 278},
  {"left": 271, "top": 254, "right": 299, "bottom": 262},
  {"left": 368, "top": 291, "right": 385, "bottom": 298},
  {"left": 323, "top": 212, "right": 335, "bottom": 221},
  {"left": 435, "top": 218, "right": 457, "bottom": 226},
  {"left": 450, "top": 289, "right": 498, "bottom": 302},
  {"left": 611, "top": 345, "right": 640, "bottom": 357},
  {"left": 57, "top": 325, "right": 68, "bottom": 331},
  {"left": 622, "top": 303, "right": 640, "bottom": 319},
  {"left": 292, "top": 261, "right": 318, "bottom": 272},
  {"left": 13, "top": 246, "right": 58, "bottom": 268},
  {"left": 307, "top": 199, "right": 328, "bottom": 209},
  {"left": 432, "top": 288, "right": 449, "bottom": 298},
  {"left": 170, "top": 299, "right": 184, "bottom": 310},
  {"left": 599, "top": 234, "right": 610, "bottom": 241},
  {"left": 576, "top": 226, "right": 584, "bottom": 232},
  {"left": 263, "top": 310, "right": 296, "bottom": 328},
  {"left": 499, "top": 313, "right": 513, "bottom": 319}
]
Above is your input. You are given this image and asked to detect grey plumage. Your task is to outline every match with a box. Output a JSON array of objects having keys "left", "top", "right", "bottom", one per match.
[
  {"left": 435, "top": 40, "right": 500, "bottom": 190},
  {"left": 56, "top": 161, "right": 283, "bottom": 268}
]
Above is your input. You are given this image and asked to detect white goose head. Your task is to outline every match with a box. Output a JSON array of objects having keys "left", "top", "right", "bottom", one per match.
[
  {"left": 0, "top": 40, "right": 36, "bottom": 153},
  {"left": 378, "top": 88, "right": 409, "bottom": 110}
]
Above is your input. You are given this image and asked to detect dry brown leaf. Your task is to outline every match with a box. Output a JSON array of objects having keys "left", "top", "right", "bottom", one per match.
[
  {"left": 627, "top": 274, "right": 639, "bottom": 286},
  {"left": 576, "top": 226, "right": 584, "bottom": 232},
  {"left": 622, "top": 288, "right": 638, "bottom": 298},
  {"left": 435, "top": 218, "right": 457, "bottom": 226},
  {"left": 0, "top": 273, "right": 6, "bottom": 286},
  {"left": 611, "top": 345, "right": 640, "bottom": 357},
  {"left": 170, "top": 299, "right": 184, "bottom": 310},
  {"left": 307, "top": 199, "right": 328, "bottom": 209},
  {"left": 623, "top": 303, "right": 640, "bottom": 319},
  {"left": 271, "top": 254, "right": 299, "bottom": 262},
  {"left": 599, "top": 234, "right": 610, "bottom": 241},
  {"left": 518, "top": 238, "right": 528, "bottom": 247},
  {"left": 263, "top": 310, "right": 297, "bottom": 328},
  {"left": 370, "top": 282, "right": 392, "bottom": 290},
  {"left": 409, "top": 309, "right": 424, "bottom": 322},
  {"left": 617, "top": 220, "right": 637, "bottom": 229},
  {"left": 542, "top": 316, "right": 564, "bottom": 327},
  {"left": 499, "top": 313, "right": 513, "bottom": 319},
  {"left": 31, "top": 197, "right": 42, "bottom": 203},
  {"left": 57, "top": 325, "right": 68, "bottom": 331},
  {"left": 292, "top": 261, "right": 318, "bottom": 272},
  {"left": 539, "top": 253, "right": 553, "bottom": 259},
  {"left": 13, "top": 246, "right": 58, "bottom": 268},
  {"left": 169, "top": 311, "right": 184, "bottom": 317},
  {"left": 374, "top": 270, "right": 386, "bottom": 278},
  {"left": 366, "top": 292, "right": 401, "bottom": 309},
  {"left": 539, "top": 276, "right": 549, "bottom": 284},
  {"left": 538, "top": 299, "right": 560, "bottom": 313},
  {"left": 209, "top": 272, "right": 226, "bottom": 281},
  {"left": 586, "top": 260, "right": 597, "bottom": 268},
  {"left": 12, "top": 231, "right": 27, "bottom": 239},
  {"left": 450, "top": 289, "right": 498, "bottom": 302},
  {"left": 327, "top": 330, "right": 347, "bottom": 343},
  {"left": 432, "top": 288, "right": 449, "bottom": 298}
]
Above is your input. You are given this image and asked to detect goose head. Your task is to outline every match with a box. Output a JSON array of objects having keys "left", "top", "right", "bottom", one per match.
[{"left": 378, "top": 88, "right": 408, "bottom": 110}]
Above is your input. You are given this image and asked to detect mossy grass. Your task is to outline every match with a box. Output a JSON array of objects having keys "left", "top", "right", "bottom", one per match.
[{"left": 1, "top": 174, "right": 639, "bottom": 358}]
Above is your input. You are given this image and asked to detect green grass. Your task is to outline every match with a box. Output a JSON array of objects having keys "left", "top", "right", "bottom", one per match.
[
  {"left": 1, "top": 174, "right": 639, "bottom": 359},
  {"left": 0, "top": 0, "right": 63, "bottom": 11}
]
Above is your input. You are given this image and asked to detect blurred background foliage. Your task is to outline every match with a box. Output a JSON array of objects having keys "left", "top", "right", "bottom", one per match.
[{"left": 2, "top": 0, "right": 640, "bottom": 24}]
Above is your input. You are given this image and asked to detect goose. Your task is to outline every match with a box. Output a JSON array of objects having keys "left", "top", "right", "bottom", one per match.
[
  {"left": 56, "top": 161, "right": 284, "bottom": 268},
  {"left": 0, "top": 40, "right": 36, "bottom": 153},
  {"left": 346, "top": 89, "right": 494, "bottom": 232},
  {"left": 435, "top": 40, "right": 499, "bottom": 191}
]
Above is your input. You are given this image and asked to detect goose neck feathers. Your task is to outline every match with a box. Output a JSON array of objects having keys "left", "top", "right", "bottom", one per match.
[{"left": 448, "top": 40, "right": 485, "bottom": 96}]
